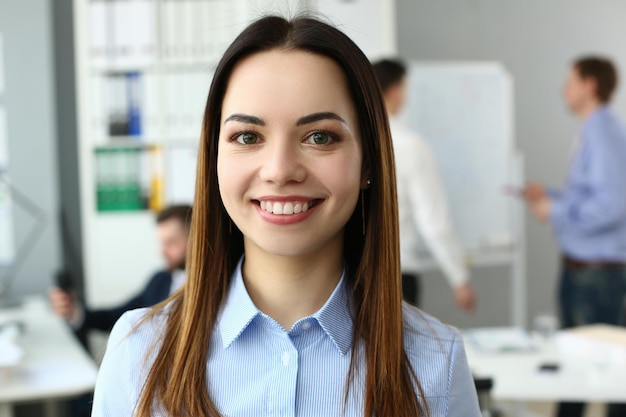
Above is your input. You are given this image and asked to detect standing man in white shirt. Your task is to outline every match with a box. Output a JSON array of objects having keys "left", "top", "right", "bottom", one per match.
[{"left": 373, "top": 59, "right": 475, "bottom": 312}]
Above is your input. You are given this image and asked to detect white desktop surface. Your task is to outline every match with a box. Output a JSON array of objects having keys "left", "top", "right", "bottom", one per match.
[
  {"left": 465, "top": 330, "right": 626, "bottom": 403},
  {"left": 0, "top": 297, "right": 98, "bottom": 417}
]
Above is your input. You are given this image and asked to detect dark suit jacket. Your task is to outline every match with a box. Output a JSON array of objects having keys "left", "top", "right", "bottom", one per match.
[{"left": 81, "top": 270, "right": 172, "bottom": 333}]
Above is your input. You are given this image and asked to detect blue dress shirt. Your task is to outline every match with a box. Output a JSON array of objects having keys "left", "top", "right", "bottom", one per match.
[
  {"left": 549, "top": 106, "right": 626, "bottom": 262},
  {"left": 92, "top": 259, "right": 480, "bottom": 416}
]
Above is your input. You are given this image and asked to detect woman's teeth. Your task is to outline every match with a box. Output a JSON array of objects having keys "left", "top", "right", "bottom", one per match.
[{"left": 260, "top": 201, "right": 310, "bottom": 215}]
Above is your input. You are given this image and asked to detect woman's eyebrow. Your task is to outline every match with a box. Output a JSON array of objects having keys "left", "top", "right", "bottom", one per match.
[
  {"left": 224, "top": 114, "right": 265, "bottom": 125},
  {"left": 296, "top": 112, "right": 347, "bottom": 126},
  {"left": 224, "top": 112, "right": 346, "bottom": 126}
]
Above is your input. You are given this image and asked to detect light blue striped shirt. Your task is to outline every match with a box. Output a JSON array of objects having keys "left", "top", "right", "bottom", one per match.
[
  {"left": 549, "top": 106, "right": 626, "bottom": 262},
  {"left": 92, "top": 259, "right": 480, "bottom": 416}
]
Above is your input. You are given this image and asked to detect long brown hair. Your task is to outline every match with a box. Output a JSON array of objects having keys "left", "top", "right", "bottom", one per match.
[{"left": 134, "top": 15, "right": 428, "bottom": 417}]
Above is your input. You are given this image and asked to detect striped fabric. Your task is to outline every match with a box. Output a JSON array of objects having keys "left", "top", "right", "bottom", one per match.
[{"left": 92, "top": 259, "right": 480, "bottom": 416}]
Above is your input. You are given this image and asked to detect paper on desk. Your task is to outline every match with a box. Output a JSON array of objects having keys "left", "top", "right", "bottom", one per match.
[
  {"left": 465, "top": 327, "right": 538, "bottom": 353},
  {"left": 0, "top": 340, "right": 23, "bottom": 367},
  {"left": 556, "top": 325, "right": 626, "bottom": 364}
]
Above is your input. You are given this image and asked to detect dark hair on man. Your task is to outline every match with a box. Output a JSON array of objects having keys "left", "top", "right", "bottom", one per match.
[
  {"left": 156, "top": 204, "right": 192, "bottom": 230},
  {"left": 372, "top": 58, "right": 407, "bottom": 92},
  {"left": 573, "top": 56, "right": 619, "bottom": 103}
]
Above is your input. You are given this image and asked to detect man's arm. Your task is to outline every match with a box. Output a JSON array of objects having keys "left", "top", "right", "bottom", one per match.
[
  {"left": 550, "top": 130, "right": 626, "bottom": 233},
  {"left": 82, "top": 271, "right": 172, "bottom": 332},
  {"left": 405, "top": 138, "right": 475, "bottom": 312}
]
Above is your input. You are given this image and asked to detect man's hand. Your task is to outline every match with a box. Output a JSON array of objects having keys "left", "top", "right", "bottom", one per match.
[
  {"left": 521, "top": 182, "right": 545, "bottom": 203},
  {"left": 453, "top": 282, "right": 476, "bottom": 313},
  {"left": 48, "top": 287, "right": 79, "bottom": 322},
  {"left": 529, "top": 197, "right": 552, "bottom": 222},
  {"left": 521, "top": 182, "right": 551, "bottom": 222}
]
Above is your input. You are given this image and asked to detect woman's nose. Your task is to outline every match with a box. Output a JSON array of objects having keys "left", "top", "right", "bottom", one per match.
[{"left": 258, "top": 139, "right": 307, "bottom": 185}]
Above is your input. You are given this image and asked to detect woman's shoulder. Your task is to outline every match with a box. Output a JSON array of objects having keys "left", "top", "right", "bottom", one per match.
[
  {"left": 401, "top": 303, "right": 470, "bottom": 401},
  {"left": 92, "top": 305, "right": 171, "bottom": 413},
  {"left": 401, "top": 303, "right": 481, "bottom": 415},
  {"left": 402, "top": 302, "right": 461, "bottom": 341},
  {"left": 401, "top": 302, "right": 465, "bottom": 376}
]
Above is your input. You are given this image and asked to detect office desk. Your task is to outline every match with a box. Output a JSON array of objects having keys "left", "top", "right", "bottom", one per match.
[
  {"left": 0, "top": 297, "right": 98, "bottom": 417},
  {"left": 465, "top": 330, "right": 626, "bottom": 405}
]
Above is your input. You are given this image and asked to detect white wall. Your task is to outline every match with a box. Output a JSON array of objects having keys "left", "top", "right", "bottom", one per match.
[
  {"left": 0, "top": 1, "right": 61, "bottom": 299},
  {"left": 396, "top": 0, "right": 626, "bottom": 327},
  {"left": 314, "top": 0, "right": 397, "bottom": 59}
]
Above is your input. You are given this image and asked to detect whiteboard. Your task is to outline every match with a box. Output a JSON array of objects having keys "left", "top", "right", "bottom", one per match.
[{"left": 400, "top": 62, "right": 515, "bottom": 252}]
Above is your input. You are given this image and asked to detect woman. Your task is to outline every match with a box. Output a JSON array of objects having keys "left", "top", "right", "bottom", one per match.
[{"left": 92, "top": 15, "right": 480, "bottom": 417}]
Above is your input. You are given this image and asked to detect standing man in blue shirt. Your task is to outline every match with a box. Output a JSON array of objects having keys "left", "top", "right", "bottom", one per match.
[{"left": 523, "top": 56, "right": 626, "bottom": 417}]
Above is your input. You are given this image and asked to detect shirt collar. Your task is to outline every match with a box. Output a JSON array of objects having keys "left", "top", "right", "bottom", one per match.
[
  {"left": 585, "top": 104, "right": 609, "bottom": 125},
  {"left": 218, "top": 257, "right": 354, "bottom": 355},
  {"left": 218, "top": 257, "right": 260, "bottom": 349},
  {"left": 312, "top": 269, "right": 354, "bottom": 355}
]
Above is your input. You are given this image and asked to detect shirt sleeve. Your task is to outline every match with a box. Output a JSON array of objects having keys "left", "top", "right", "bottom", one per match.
[
  {"left": 406, "top": 137, "right": 469, "bottom": 288},
  {"left": 446, "top": 332, "right": 482, "bottom": 417},
  {"left": 546, "top": 187, "right": 563, "bottom": 200},
  {"left": 91, "top": 312, "right": 137, "bottom": 417},
  {"left": 551, "top": 124, "right": 626, "bottom": 234},
  {"left": 82, "top": 272, "right": 168, "bottom": 332}
]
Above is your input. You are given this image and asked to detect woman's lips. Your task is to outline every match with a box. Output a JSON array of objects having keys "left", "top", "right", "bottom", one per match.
[{"left": 255, "top": 198, "right": 322, "bottom": 224}]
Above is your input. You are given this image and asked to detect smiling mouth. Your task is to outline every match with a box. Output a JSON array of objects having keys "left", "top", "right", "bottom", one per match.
[{"left": 258, "top": 200, "right": 321, "bottom": 215}]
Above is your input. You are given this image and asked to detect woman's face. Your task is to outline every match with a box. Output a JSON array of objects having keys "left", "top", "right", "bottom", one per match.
[{"left": 217, "top": 49, "right": 363, "bottom": 259}]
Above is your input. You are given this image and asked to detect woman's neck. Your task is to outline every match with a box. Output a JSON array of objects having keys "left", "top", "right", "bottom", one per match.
[{"left": 241, "top": 242, "right": 344, "bottom": 330}]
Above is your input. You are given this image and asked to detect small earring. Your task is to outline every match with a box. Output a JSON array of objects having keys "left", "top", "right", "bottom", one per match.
[{"left": 366, "top": 179, "right": 372, "bottom": 186}]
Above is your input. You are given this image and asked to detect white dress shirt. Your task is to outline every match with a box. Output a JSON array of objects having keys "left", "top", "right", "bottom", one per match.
[{"left": 390, "top": 116, "right": 469, "bottom": 288}]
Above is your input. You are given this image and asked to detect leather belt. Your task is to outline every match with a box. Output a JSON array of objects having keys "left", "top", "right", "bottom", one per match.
[{"left": 562, "top": 256, "right": 626, "bottom": 270}]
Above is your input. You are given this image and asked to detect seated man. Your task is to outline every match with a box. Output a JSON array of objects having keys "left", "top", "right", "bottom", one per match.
[{"left": 49, "top": 204, "right": 192, "bottom": 333}]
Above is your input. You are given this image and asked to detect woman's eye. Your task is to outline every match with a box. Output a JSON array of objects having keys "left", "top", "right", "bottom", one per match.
[
  {"left": 306, "top": 131, "right": 334, "bottom": 145},
  {"left": 234, "top": 132, "right": 259, "bottom": 145}
]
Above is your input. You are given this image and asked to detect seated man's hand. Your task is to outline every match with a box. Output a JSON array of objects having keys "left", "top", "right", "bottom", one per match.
[{"left": 49, "top": 287, "right": 79, "bottom": 322}]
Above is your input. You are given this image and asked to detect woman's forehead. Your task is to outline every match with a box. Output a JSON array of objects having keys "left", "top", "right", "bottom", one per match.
[{"left": 220, "top": 49, "right": 357, "bottom": 124}]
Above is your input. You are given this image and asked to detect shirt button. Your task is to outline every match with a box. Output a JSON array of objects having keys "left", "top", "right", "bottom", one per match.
[
  {"left": 302, "top": 321, "right": 311, "bottom": 330},
  {"left": 281, "top": 352, "right": 290, "bottom": 366}
]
